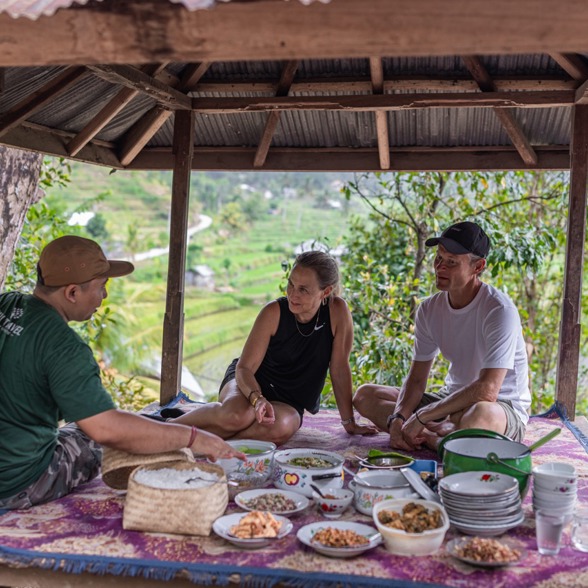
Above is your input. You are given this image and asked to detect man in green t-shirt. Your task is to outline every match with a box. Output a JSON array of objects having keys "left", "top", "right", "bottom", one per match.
[{"left": 0, "top": 236, "right": 243, "bottom": 510}]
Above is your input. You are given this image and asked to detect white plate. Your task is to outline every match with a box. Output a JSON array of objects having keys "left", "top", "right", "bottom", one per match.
[
  {"left": 213, "top": 512, "right": 293, "bottom": 548},
  {"left": 446, "top": 536, "right": 527, "bottom": 567},
  {"left": 440, "top": 472, "right": 519, "bottom": 496},
  {"left": 451, "top": 512, "right": 525, "bottom": 536},
  {"left": 297, "top": 521, "right": 381, "bottom": 558},
  {"left": 234, "top": 489, "right": 310, "bottom": 516}
]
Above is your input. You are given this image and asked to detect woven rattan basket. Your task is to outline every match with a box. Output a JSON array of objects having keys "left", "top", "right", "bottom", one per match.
[
  {"left": 101, "top": 447, "right": 195, "bottom": 490},
  {"left": 122, "top": 461, "right": 228, "bottom": 536}
]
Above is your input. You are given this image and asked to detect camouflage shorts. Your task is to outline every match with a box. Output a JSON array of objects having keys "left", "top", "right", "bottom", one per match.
[{"left": 0, "top": 423, "right": 102, "bottom": 510}]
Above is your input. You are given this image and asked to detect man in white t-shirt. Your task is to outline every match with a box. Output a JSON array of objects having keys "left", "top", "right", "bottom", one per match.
[{"left": 352, "top": 221, "right": 531, "bottom": 451}]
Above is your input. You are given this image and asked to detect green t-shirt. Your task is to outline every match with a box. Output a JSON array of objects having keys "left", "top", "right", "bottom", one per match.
[{"left": 0, "top": 292, "right": 115, "bottom": 499}]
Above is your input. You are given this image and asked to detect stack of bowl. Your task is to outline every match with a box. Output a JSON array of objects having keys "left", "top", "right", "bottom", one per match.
[{"left": 532, "top": 462, "right": 577, "bottom": 518}]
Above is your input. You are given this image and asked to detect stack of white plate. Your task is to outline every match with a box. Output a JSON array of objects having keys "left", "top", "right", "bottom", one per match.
[
  {"left": 439, "top": 471, "right": 524, "bottom": 536},
  {"left": 532, "top": 462, "right": 577, "bottom": 518}
]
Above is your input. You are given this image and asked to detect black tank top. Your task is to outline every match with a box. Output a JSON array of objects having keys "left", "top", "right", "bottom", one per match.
[{"left": 254, "top": 297, "right": 333, "bottom": 414}]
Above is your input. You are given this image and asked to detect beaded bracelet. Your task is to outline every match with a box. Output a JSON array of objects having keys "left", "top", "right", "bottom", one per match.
[
  {"left": 248, "top": 390, "right": 261, "bottom": 405},
  {"left": 252, "top": 395, "right": 264, "bottom": 409},
  {"left": 186, "top": 425, "right": 198, "bottom": 448},
  {"left": 340, "top": 416, "right": 355, "bottom": 426}
]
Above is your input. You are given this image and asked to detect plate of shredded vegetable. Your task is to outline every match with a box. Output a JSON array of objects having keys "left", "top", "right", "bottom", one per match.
[{"left": 235, "top": 489, "right": 309, "bottom": 516}]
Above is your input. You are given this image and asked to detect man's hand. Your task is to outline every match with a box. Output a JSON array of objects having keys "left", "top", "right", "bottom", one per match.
[
  {"left": 193, "top": 429, "right": 246, "bottom": 462},
  {"left": 388, "top": 418, "right": 420, "bottom": 451},
  {"left": 401, "top": 413, "right": 427, "bottom": 447}
]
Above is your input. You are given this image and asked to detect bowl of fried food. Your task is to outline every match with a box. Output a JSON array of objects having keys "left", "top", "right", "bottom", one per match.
[{"left": 373, "top": 498, "right": 449, "bottom": 556}]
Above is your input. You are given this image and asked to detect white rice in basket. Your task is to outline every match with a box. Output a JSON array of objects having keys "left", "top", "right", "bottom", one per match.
[{"left": 134, "top": 467, "right": 220, "bottom": 489}]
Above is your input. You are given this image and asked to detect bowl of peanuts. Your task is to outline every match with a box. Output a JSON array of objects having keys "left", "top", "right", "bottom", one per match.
[{"left": 372, "top": 498, "right": 449, "bottom": 556}]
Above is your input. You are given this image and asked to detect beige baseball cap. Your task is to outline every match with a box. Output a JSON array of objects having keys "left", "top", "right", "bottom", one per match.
[{"left": 37, "top": 235, "right": 134, "bottom": 287}]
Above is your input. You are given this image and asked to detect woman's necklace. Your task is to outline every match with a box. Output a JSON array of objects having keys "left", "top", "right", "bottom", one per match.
[{"left": 295, "top": 306, "right": 320, "bottom": 337}]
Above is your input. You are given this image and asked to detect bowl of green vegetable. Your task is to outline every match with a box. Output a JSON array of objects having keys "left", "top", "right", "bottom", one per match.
[{"left": 212, "top": 439, "right": 277, "bottom": 490}]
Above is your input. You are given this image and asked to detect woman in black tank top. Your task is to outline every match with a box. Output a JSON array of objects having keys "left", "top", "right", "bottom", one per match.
[{"left": 168, "top": 251, "right": 378, "bottom": 445}]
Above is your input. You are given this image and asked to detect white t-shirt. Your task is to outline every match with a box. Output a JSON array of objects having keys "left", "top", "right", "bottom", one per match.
[{"left": 413, "top": 282, "right": 531, "bottom": 425}]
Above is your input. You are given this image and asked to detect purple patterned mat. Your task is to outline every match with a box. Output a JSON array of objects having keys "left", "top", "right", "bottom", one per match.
[{"left": 0, "top": 408, "right": 587, "bottom": 588}]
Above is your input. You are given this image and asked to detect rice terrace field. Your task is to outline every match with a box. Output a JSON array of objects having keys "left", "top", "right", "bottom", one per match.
[{"left": 54, "top": 164, "right": 363, "bottom": 400}]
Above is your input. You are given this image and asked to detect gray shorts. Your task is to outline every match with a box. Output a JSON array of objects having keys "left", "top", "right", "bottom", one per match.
[
  {"left": 419, "top": 387, "right": 526, "bottom": 443},
  {"left": 0, "top": 423, "right": 102, "bottom": 510}
]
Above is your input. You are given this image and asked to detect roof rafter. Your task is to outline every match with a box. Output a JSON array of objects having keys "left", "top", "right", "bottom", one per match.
[
  {"left": 461, "top": 55, "right": 538, "bottom": 166},
  {"left": 0, "top": 67, "right": 87, "bottom": 138},
  {"left": 550, "top": 53, "right": 588, "bottom": 81},
  {"left": 191, "top": 90, "right": 574, "bottom": 113},
  {"left": 253, "top": 60, "right": 298, "bottom": 169},
  {"left": 118, "top": 62, "right": 210, "bottom": 166},
  {"left": 67, "top": 63, "right": 169, "bottom": 157},
  {"left": 369, "top": 57, "right": 390, "bottom": 170},
  {"left": 87, "top": 65, "right": 192, "bottom": 110}
]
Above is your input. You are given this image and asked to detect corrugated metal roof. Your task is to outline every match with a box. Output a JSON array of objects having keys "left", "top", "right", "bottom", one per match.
[{"left": 0, "top": 53, "right": 577, "bottom": 170}]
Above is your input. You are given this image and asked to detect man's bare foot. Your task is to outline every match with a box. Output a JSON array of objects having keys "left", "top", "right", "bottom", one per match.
[
  {"left": 425, "top": 418, "right": 456, "bottom": 437},
  {"left": 421, "top": 429, "right": 442, "bottom": 452}
]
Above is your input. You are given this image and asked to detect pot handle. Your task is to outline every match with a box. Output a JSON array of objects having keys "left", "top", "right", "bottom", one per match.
[
  {"left": 486, "top": 452, "right": 530, "bottom": 476},
  {"left": 348, "top": 480, "right": 356, "bottom": 491}
]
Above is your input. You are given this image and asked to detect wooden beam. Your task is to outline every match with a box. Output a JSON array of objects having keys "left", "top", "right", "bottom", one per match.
[
  {"left": 461, "top": 55, "right": 538, "bottom": 166},
  {"left": 67, "top": 63, "right": 168, "bottom": 157},
  {"left": 254, "top": 60, "right": 298, "bottom": 168},
  {"left": 0, "top": 67, "right": 87, "bottom": 138},
  {"left": 574, "top": 78, "right": 588, "bottom": 105},
  {"left": 0, "top": 123, "right": 121, "bottom": 168},
  {"left": 550, "top": 53, "right": 588, "bottom": 81},
  {"left": 370, "top": 57, "right": 390, "bottom": 170},
  {"left": 119, "top": 62, "right": 210, "bottom": 166},
  {"left": 5, "top": 0, "right": 588, "bottom": 65},
  {"left": 160, "top": 109, "right": 194, "bottom": 405},
  {"left": 195, "top": 77, "right": 578, "bottom": 94},
  {"left": 128, "top": 145, "right": 570, "bottom": 172},
  {"left": 87, "top": 64, "right": 192, "bottom": 110},
  {"left": 555, "top": 105, "right": 588, "bottom": 419},
  {"left": 191, "top": 90, "right": 574, "bottom": 113}
]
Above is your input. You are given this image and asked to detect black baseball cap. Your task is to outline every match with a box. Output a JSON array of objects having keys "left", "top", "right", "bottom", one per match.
[{"left": 425, "top": 221, "right": 490, "bottom": 258}]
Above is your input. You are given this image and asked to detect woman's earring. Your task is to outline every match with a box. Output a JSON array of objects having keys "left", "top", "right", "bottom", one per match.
[{"left": 322, "top": 297, "right": 328, "bottom": 306}]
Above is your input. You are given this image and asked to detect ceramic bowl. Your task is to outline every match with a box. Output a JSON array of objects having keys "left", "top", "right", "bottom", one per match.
[
  {"left": 373, "top": 498, "right": 449, "bottom": 556},
  {"left": 348, "top": 470, "right": 415, "bottom": 515},
  {"left": 272, "top": 448, "right": 344, "bottom": 498},
  {"left": 213, "top": 439, "right": 276, "bottom": 482},
  {"left": 312, "top": 488, "right": 354, "bottom": 519}
]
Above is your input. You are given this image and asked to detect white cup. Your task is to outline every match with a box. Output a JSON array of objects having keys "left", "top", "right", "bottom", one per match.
[
  {"left": 536, "top": 509, "right": 567, "bottom": 555},
  {"left": 571, "top": 505, "right": 588, "bottom": 553}
]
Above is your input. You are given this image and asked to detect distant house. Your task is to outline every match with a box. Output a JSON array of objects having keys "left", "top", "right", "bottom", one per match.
[
  {"left": 294, "top": 240, "right": 347, "bottom": 260},
  {"left": 186, "top": 264, "right": 215, "bottom": 290}
]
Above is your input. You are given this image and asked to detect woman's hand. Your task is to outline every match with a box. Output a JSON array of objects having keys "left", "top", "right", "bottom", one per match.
[{"left": 253, "top": 396, "right": 276, "bottom": 425}]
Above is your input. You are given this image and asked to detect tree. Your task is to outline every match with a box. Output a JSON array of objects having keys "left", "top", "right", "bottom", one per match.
[
  {"left": 0, "top": 147, "right": 43, "bottom": 290},
  {"left": 86, "top": 212, "right": 110, "bottom": 242}
]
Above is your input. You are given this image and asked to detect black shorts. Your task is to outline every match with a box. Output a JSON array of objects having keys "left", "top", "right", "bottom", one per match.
[{"left": 219, "top": 358, "right": 305, "bottom": 421}]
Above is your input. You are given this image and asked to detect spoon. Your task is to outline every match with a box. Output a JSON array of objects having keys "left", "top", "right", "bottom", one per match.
[
  {"left": 343, "top": 465, "right": 373, "bottom": 486},
  {"left": 310, "top": 483, "right": 327, "bottom": 498},
  {"left": 526, "top": 427, "right": 561, "bottom": 453}
]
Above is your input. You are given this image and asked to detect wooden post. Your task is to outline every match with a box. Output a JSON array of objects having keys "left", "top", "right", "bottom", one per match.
[
  {"left": 555, "top": 105, "right": 588, "bottom": 419},
  {"left": 160, "top": 110, "right": 194, "bottom": 405}
]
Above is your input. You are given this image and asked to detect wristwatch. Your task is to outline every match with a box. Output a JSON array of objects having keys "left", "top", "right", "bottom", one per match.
[{"left": 386, "top": 412, "right": 406, "bottom": 430}]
